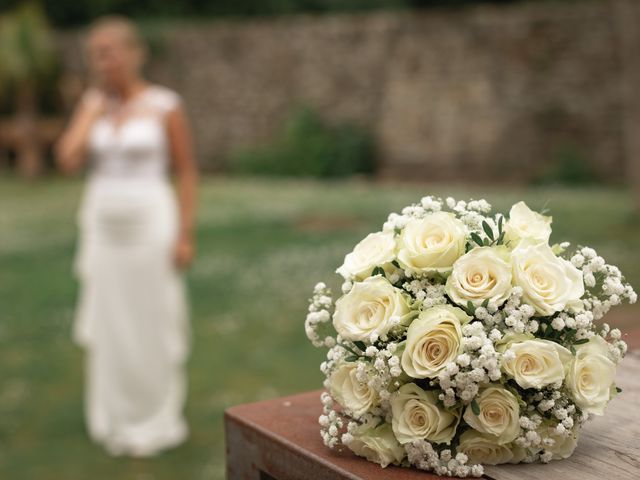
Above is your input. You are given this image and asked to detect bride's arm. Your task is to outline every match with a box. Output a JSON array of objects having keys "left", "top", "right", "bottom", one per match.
[
  {"left": 55, "top": 90, "right": 105, "bottom": 174},
  {"left": 167, "top": 105, "right": 198, "bottom": 269}
]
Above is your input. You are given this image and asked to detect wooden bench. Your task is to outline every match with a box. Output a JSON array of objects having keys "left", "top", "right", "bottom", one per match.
[{"left": 225, "top": 351, "right": 640, "bottom": 480}]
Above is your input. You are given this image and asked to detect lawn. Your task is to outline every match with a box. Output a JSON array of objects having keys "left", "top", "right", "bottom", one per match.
[{"left": 0, "top": 177, "right": 638, "bottom": 480}]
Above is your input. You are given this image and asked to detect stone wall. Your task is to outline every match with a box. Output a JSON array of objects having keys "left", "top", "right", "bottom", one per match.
[{"left": 58, "top": 0, "right": 640, "bottom": 181}]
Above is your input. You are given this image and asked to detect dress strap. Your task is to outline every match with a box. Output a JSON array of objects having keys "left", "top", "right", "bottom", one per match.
[{"left": 145, "top": 86, "right": 182, "bottom": 116}]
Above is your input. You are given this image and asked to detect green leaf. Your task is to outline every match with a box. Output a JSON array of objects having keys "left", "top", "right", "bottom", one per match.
[
  {"left": 470, "top": 232, "right": 484, "bottom": 247},
  {"left": 481, "top": 298, "right": 490, "bottom": 308},
  {"left": 496, "top": 231, "right": 505, "bottom": 245},
  {"left": 344, "top": 355, "right": 359, "bottom": 362},
  {"left": 371, "top": 266, "right": 386, "bottom": 277},
  {"left": 466, "top": 301, "right": 476, "bottom": 315},
  {"left": 498, "top": 215, "right": 504, "bottom": 233},
  {"left": 471, "top": 399, "right": 480, "bottom": 416},
  {"left": 616, "top": 386, "right": 623, "bottom": 393},
  {"left": 482, "top": 221, "right": 494, "bottom": 241},
  {"left": 570, "top": 345, "right": 576, "bottom": 355},
  {"left": 574, "top": 338, "right": 590, "bottom": 345},
  {"left": 339, "top": 343, "right": 358, "bottom": 356},
  {"left": 391, "top": 260, "right": 400, "bottom": 268},
  {"left": 353, "top": 341, "right": 366, "bottom": 351}
]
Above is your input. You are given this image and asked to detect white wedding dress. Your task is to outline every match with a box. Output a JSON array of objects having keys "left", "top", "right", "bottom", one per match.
[{"left": 73, "top": 85, "right": 190, "bottom": 456}]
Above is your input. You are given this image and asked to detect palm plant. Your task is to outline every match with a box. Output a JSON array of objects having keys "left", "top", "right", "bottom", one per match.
[{"left": 0, "top": 2, "right": 57, "bottom": 177}]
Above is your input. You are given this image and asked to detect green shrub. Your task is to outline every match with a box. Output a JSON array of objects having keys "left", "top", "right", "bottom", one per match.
[
  {"left": 534, "top": 145, "right": 597, "bottom": 186},
  {"left": 229, "top": 106, "right": 375, "bottom": 178}
]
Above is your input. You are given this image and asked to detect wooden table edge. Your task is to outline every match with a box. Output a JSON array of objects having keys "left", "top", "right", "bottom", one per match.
[{"left": 225, "top": 397, "right": 364, "bottom": 480}]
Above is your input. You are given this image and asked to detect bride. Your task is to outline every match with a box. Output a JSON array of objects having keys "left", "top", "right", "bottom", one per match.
[{"left": 56, "top": 16, "right": 197, "bottom": 456}]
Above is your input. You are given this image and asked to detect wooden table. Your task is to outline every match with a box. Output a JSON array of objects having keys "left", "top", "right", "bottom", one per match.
[{"left": 225, "top": 352, "right": 640, "bottom": 480}]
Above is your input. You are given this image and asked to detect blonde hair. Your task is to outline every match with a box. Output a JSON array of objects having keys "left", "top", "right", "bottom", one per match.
[{"left": 87, "top": 15, "right": 144, "bottom": 49}]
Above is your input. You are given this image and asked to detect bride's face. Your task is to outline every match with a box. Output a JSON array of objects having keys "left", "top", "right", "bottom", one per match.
[{"left": 86, "top": 27, "right": 144, "bottom": 91}]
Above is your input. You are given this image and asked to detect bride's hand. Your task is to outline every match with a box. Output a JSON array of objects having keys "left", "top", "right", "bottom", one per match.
[
  {"left": 174, "top": 234, "right": 195, "bottom": 270},
  {"left": 81, "top": 88, "right": 107, "bottom": 119}
]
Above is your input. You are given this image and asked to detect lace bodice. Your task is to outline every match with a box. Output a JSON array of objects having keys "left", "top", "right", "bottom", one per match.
[{"left": 88, "top": 85, "right": 180, "bottom": 180}]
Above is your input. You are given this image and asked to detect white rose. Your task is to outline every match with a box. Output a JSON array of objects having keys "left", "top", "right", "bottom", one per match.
[
  {"left": 457, "top": 430, "right": 519, "bottom": 465},
  {"left": 329, "top": 362, "right": 378, "bottom": 417},
  {"left": 445, "top": 246, "right": 512, "bottom": 307},
  {"left": 539, "top": 423, "right": 579, "bottom": 460},
  {"left": 336, "top": 231, "right": 397, "bottom": 281},
  {"left": 397, "top": 212, "right": 467, "bottom": 274},
  {"left": 391, "top": 383, "right": 460, "bottom": 444},
  {"left": 505, "top": 201, "right": 552, "bottom": 246},
  {"left": 502, "top": 339, "right": 572, "bottom": 389},
  {"left": 566, "top": 336, "right": 616, "bottom": 415},
  {"left": 463, "top": 386, "right": 521, "bottom": 444},
  {"left": 348, "top": 422, "right": 405, "bottom": 468},
  {"left": 401, "top": 305, "right": 471, "bottom": 379},
  {"left": 333, "top": 276, "right": 412, "bottom": 342},
  {"left": 511, "top": 242, "right": 584, "bottom": 316},
  {"left": 510, "top": 444, "right": 527, "bottom": 464}
]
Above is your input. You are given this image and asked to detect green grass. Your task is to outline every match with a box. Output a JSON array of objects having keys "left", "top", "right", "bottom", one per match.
[{"left": 0, "top": 177, "right": 638, "bottom": 480}]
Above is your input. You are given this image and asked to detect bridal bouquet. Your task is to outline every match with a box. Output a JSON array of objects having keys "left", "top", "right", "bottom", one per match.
[{"left": 304, "top": 196, "right": 636, "bottom": 477}]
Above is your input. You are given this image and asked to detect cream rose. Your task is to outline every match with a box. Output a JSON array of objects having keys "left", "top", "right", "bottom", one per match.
[
  {"left": 401, "top": 305, "right": 471, "bottom": 379},
  {"left": 391, "top": 383, "right": 460, "bottom": 444},
  {"left": 502, "top": 339, "right": 572, "bottom": 389},
  {"left": 348, "top": 423, "right": 405, "bottom": 468},
  {"left": 336, "top": 231, "right": 397, "bottom": 281},
  {"left": 397, "top": 212, "right": 467, "bottom": 274},
  {"left": 511, "top": 242, "right": 584, "bottom": 316},
  {"left": 329, "top": 362, "right": 378, "bottom": 417},
  {"left": 566, "top": 335, "right": 616, "bottom": 415},
  {"left": 505, "top": 201, "right": 552, "bottom": 246},
  {"left": 445, "top": 246, "right": 512, "bottom": 307},
  {"left": 463, "top": 386, "right": 520, "bottom": 444},
  {"left": 333, "top": 276, "right": 412, "bottom": 342},
  {"left": 539, "top": 423, "right": 579, "bottom": 460},
  {"left": 457, "top": 430, "right": 520, "bottom": 465}
]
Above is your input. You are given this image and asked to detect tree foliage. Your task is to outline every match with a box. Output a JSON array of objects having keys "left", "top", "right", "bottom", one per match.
[
  {"left": 0, "top": 0, "right": 518, "bottom": 28},
  {"left": 0, "top": 2, "right": 56, "bottom": 96}
]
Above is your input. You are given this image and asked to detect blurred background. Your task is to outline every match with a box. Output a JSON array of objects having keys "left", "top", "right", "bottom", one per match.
[{"left": 1, "top": 0, "right": 639, "bottom": 479}]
